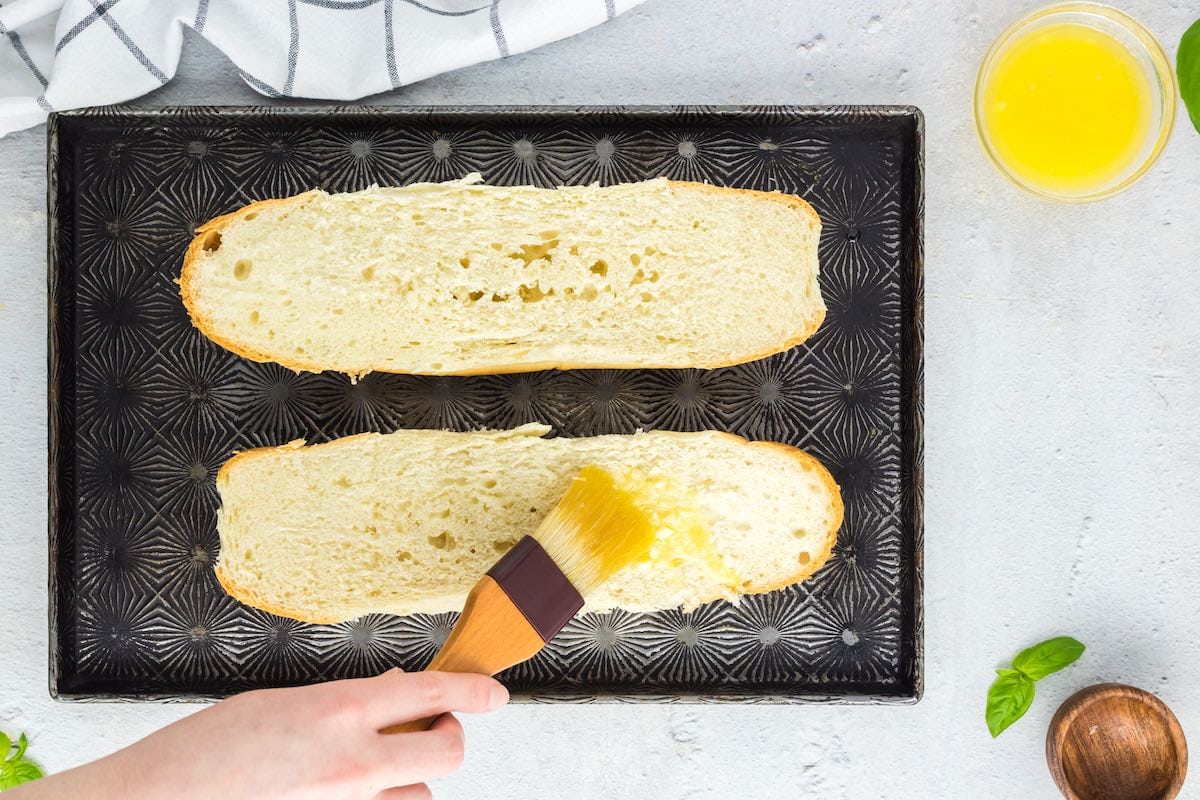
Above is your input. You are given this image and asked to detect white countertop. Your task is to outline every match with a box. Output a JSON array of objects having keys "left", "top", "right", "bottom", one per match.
[{"left": 2, "top": 1, "right": 1199, "bottom": 797}]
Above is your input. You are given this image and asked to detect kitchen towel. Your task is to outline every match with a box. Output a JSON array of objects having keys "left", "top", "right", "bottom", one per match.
[{"left": 0, "top": 0, "right": 643, "bottom": 137}]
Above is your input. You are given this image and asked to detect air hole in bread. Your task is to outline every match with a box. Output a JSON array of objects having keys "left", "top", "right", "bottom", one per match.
[
  {"left": 492, "top": 538, "right": 518, "bottom": 553},
  {"left": 539, "top": 230, "right": 558, "bottom": 240},
  {"left": 201, "top": 231, "right": 222, "bottom": 252},
  {"left": 234, "top": 260, "right": 252, "bottom": 280},
  {"left": 569, "top": 244, "right": 581, "bottom": 256},
  {"left": 630, "top": 268, "right": 646, "bottom": 286},
  {"left": 649, "top": 270, "right": 661, "bottom": 283},
  {"left": 361, "top": 266, "right": 375, "bottom": 280},
  {"left": 459, "top": 257, "right": 471, "bottom": 269},
  {"left": 483, "top": 479, "right": 497, "bottom": 489},
  {"left": 579, "top": 286, "right": 598, "bottom": 301},
  {"left": 798, "top": 551, "right": 811, "bottom": 565},
  {"left": 630, "top": 253, "right": 641, "bottom": 266},
  {"left": 644, "top": 246, "right": 656, "bottom": 256},
  {"left": 429, "top": 362, "right": 442, "bottom": 370},
  {"left": 467, "top": 290, "right": 484, "bottom": 302},
  {"left": 491, "top": 293, "right": 509, "bottom": 302},
  {"left": 396, "top": 550, "right": 412, "bottom": 562},
  {"left": 589, "top": 260, "right": 608, "bottom": 277},
  {"left": 249, "top": 310, "right": 260, "bottom": 324},
  {"left": 490, "top": 242, "right": 503, "bottom": 250},
  {"left": 519, "top": 283, "right": 553, "bottom": 303},
  {"left": 243, "top": 212, "right": 257, "bottom": 221},
  {"left": 428, "top": 532, "right": 455, "bottom": 550},
  {"left": 437, "top": 508, "right": 451, "bottom": 519},
  {"left": 332, "top": 308, "right": 344, "bottom": 315},
  {"left": 640, "top": 292, "right": 653, "bottom": 303},
  {"left": 792, "top": 529, "right": 807, "bottom": 539},
  {"left": 510, "top": 240, "right": 558, "bottom": 266},
  {"left": 334, "top": 476, "right": 352, "bottom": 488}
]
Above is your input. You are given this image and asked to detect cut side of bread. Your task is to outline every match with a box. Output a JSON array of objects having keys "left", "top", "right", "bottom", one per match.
[
  {"left": 215, "top": 424, "right": 843, "bottom": 624},
  {"left": 181, "top": 176, "right": 824, "bottom": 376}
]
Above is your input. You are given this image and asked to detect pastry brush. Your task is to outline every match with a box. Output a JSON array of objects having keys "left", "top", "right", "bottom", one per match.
[{"left": 385, "top": 464, "right": 658, "bottom": 733}]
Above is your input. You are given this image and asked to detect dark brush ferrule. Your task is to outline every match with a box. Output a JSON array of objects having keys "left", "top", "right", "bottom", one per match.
[{"left": 487, "top": 536, "right": 584, "bottom": 643}]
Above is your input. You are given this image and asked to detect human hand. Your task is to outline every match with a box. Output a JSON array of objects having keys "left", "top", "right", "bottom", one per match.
[{"left": 8, "top": 669, "right": 508, "bottom": 800}]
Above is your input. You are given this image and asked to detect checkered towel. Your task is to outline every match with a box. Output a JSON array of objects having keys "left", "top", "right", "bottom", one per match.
[{"left": 0, "top": 0, "right": 642, "bottom": 137}]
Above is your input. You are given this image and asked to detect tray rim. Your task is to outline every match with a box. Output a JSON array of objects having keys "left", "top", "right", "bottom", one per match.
[{"left": 47, "top": 103, "right": 924, "bottom": 704}]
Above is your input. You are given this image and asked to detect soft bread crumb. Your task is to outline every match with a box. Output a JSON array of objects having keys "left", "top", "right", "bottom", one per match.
[
  {"left": 182, "top": 178, "right": 824, "bottom": 375},
  {"left": 215, "top": 425, "right": 843, "bottom": 623}
]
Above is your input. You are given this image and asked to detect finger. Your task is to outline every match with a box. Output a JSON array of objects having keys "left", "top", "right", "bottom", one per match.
[
  {"left": 359, "top": 670, "right": 508, "bottom": 726},
  {"left": 373, "top": 784, "right": 432, "bottom": 800},
  {"left": 373, "top": 713, "right": 465, "bottom": 786}
]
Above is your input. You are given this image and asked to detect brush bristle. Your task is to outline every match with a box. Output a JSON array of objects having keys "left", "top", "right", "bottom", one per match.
[{"left": 531, "top": 465, "right": 659, "bottom": 597}]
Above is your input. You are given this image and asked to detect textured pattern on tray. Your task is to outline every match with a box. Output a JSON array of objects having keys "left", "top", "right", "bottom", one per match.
[{"left": 48, "top": 106, "right": 923, "bottom": 701}]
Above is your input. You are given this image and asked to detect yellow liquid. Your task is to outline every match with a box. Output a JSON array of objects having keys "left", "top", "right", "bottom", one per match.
[{"left": 981, "top": 22, "right": 1153, "bottom": 194}]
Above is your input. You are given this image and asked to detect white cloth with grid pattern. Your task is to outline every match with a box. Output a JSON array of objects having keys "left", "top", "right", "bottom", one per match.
[{"left": 0, "top": 0, "right": 643, "bottom": 137}]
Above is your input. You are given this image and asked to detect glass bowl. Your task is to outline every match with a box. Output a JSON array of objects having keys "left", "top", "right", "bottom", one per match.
[{"left": 974, "top": 2, "right": 1176, "bottom": 203}]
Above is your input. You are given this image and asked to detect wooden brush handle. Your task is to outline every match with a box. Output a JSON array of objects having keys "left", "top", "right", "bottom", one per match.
[{"left": 382, "top": 576, "right": 545, "bottom": 734}]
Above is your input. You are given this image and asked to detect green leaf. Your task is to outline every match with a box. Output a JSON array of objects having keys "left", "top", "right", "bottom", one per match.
[
  {"left": 0, "top": 733, "right": 46, "bottom": 789},
  {"left": 0, "top": 759, "right": 44, "bottom": 789},
  {"left": 1179, "top": 18, "right": 1200, "bottom": 134},
  {"left": 1013, "top": 636, "right": 1086, "bottom": 681},
  {"left": 986, "top": 671, "right": 1036, "bottom": 738},
  {"left": 11, "top": 761, "right": 44, "bottom": 782},
  {"left": 994, "top": 668, "right": 1022, "bottom": 678}
]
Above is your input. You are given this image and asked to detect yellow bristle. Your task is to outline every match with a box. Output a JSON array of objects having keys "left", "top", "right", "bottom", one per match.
[{"left": 531, "top": 465, "right": 659, "bottom": 597}]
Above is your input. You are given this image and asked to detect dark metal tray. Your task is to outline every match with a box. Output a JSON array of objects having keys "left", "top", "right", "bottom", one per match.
[{"left": 48, "top": 105, "right": 923, "bottom": 702}]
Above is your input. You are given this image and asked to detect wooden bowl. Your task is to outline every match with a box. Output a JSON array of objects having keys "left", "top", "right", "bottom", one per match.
[{"left": 1047, "top": 683, "right": 1188, "bottom": 800}]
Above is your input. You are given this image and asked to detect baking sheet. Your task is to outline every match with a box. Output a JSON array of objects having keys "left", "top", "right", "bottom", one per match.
[{"left": 48, "top": 105, "right": 923, "bottom": 701}]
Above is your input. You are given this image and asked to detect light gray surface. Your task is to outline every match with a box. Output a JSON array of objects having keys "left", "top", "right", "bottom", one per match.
[{"left": 2, "top": 1, "right": 1198, "bottom": 797}]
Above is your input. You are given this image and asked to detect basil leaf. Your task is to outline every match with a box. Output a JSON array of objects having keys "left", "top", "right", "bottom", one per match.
[
  {"left": 1013, "top": 636, "right": 1086, "bottom": 681},
  {"left": 0, "top": 761, "right": 19, "bottom": 790},
  {"left": 0, "top": 758, "right": 44, "bottom": 789},
  {"left": 1180, "top": 18, "right": 1200, "bottom": 134},
  {"left": 986, "top": 671, "right": 1036, "bottom": 738},
  {"left": 10, "top": 760, "right": 44, "bottom": 783},
  {"left": 0, "top": 732, "right": 10, "bottom": 760},
  {"left": 12, "top": 734, "right": 27, "bottom": 764}
]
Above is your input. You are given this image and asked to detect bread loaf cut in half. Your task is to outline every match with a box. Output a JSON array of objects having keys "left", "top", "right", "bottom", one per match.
[
  {"left": 215, "top": 424, "right": 843, "bottom": 623},
  {"left": 181, "top": 175, "right": 824, "bottom": 376}
]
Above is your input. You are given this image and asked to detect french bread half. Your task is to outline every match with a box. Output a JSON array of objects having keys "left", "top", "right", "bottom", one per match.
[
  {"left": 181, "top": 176, "right": 824, "bottom": 376},
  {"left": 215, "top": 424, "right": 843, "bottom": 623}
]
